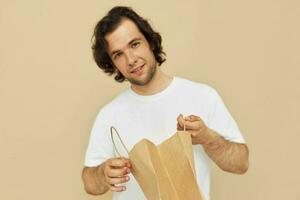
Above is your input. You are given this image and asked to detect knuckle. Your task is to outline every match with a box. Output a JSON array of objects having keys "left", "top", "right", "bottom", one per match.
[
  {"left": 106, "top": 160, "right": 113, "bottom": 167},
  {"left": 122, "top": 168, "right": 127, "bottom": 174},
  {"left": 105, "top": 171, "right": 112, "bottom": 178},
  {"left": 104, "top": 166, "right": 111, "bottom": 174}
]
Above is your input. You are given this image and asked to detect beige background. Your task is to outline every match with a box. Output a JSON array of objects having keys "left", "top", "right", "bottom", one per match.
[{"left": 1, "top": 0, "right": 299, "bottom": 199}]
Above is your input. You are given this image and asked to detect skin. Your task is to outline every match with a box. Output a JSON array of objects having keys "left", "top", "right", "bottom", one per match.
[
  {"left": 105, "top": 18, "right": 173, "bottom": 96},
  {"left": 82, "top": 17, "right": 249, "bottom": 195},
  {"left": 177, "top": 114, "right": 249, "bottom": 174}
]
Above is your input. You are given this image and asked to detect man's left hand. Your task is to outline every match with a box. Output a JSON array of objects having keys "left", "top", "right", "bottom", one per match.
[{"left": 177, "top": 114, "right": 216, "bottom": 145}]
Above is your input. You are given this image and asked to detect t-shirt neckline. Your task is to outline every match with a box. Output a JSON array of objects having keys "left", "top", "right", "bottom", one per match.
[{"left": 128, "top": 76, "right": 178, "bottom": 101}]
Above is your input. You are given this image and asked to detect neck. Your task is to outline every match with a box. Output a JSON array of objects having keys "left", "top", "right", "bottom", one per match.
[{"left": 130, "top": 68, "right": 173, "bottom": 95}]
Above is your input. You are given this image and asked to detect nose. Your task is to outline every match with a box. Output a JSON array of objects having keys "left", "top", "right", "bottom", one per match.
[{"left": 126, "top": 50, "right": 137, "bottom": 66}]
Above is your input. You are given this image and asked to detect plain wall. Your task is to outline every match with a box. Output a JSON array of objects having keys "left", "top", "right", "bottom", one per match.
[{"left": 1, "top": 0, "right": 299, "bottom": 199}]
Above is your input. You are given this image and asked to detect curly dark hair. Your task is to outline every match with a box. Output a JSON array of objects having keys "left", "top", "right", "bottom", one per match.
[{"left": 91, "top": 6, "right": 166, "bottom": 82}]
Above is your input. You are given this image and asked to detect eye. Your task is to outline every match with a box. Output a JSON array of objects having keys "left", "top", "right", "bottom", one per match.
[
  {"left": 113, "top": 52, "right": 122, "bottom": 60},
  {"left": 131, "top": 41, "right": 140, "bottom": 48}
]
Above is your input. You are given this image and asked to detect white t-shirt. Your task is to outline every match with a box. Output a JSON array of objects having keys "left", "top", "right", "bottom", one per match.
[{"left": 84, "top": 76, "right": 245, "bottom": 200}]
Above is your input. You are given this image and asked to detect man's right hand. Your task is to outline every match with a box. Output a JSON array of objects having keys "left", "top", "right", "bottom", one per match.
[{"left": 99, "top": 157, "right": 131, "bottom": 192}]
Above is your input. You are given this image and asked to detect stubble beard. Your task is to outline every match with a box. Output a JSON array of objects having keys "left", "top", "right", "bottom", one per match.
[{"left": 126, "top": 63, "right": 157, "bottom": 86}]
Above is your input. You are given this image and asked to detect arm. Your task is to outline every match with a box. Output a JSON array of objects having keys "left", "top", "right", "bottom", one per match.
[
  {"left": 177, "top": 114, "right": 249, "bottom": 174},
  {"left": 82, "top": 157, "right": 131, "bottom": 195},
  {"left": 202, "top": 128, "right": 249, "bottom": 174}
]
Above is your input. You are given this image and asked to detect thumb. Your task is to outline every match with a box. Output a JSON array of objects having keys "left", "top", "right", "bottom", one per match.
[
  {"left": 177, "top": 113, "right": 185, "bottom": 126},
  {"left": 186, "top": 115, "right": 201, "bottom": 122}
]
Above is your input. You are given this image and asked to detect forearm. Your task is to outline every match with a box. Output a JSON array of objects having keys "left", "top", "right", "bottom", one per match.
[
  {"left": 82, "top": 164, "right": 109, "bottom": 195},
  {"left": 202, "top": 128, "right": 249, "bottom": 174}
]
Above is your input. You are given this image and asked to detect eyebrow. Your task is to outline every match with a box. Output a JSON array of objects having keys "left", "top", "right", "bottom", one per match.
[{"left": 110, "top": 37, "right": 142, "bottom": 58}]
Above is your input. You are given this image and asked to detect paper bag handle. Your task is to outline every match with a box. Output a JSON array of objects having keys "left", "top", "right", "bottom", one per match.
[
  {"left": 110, "top": 126, "right": 129, "bottom": 157},
  {"left": 110, "top": 120, "right": 186, "bottom": 157}
]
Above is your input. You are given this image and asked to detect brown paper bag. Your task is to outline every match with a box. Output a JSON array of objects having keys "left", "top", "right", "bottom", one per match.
[{"left": 110, "top": 127, "right": 205, "bottom": 200}]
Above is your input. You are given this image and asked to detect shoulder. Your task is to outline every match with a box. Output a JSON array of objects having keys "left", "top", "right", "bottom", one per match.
[
  {"left": 95, "top": 88, "right": 130, "bottom": 118},
  {"left": 175, "top": 76, "right": 218, "bottom": 97}
]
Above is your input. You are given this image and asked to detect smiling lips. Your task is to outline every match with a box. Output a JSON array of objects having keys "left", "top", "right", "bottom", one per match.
[{"left": 131, "top": 64, "right": 144, "bottom": 74}]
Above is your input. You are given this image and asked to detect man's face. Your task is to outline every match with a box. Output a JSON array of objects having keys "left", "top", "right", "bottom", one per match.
[{"left": 105, "top": 18, "right": 157, "bottom": 86}]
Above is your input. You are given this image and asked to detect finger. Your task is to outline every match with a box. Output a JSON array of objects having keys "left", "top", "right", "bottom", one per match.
[
  {"left": 182, "top": 120, "right": 202, "bottom": 130},
  {"left": 109, "top": 184, "right": 127, "bottom": 192},
  {"left": 186, "top": 115, "right": 202, "bottom": 122},
  {"left": 106, "top": 175, "right": 130, "bottom": 185},
  {"left": 107, "top": 157, "right": 131, "bottom": 168},
  {"left": 106, "top": 167, "right": 130, "bottom": 178}
]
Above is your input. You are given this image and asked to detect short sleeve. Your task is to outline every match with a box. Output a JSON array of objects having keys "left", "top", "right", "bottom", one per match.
[
  {"left": 207, "top": 88, "right": 246, "bottom": 144},
  {"left": 84, "top": 105, "right": 115, "bottom": 167}
]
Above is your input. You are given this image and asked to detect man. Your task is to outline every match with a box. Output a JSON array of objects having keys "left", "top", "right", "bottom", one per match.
[{"left": 82, "top": 6, "right": 249, "bottom": 200}]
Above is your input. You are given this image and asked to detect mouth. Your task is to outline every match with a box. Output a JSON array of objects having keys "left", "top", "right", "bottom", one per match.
[{"left": 130, "top": 64, "right": 145, "bottom": 74}]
